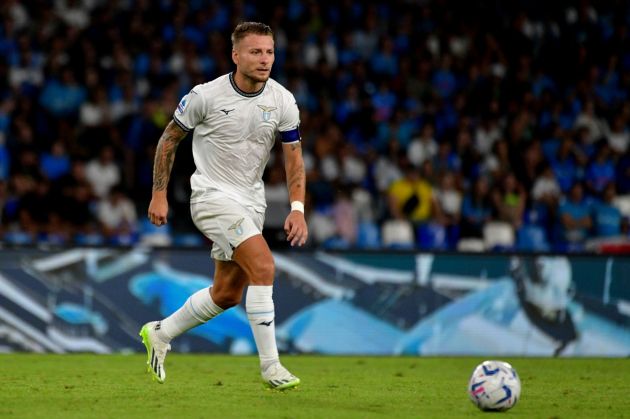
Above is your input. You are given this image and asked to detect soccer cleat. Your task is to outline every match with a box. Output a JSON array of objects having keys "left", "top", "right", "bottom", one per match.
[
  {"left": 139, "top": 321, "right": 171, "bottom": 384},
  {"left": 261, "top": 362, "right": 301, "bottom": 390}
]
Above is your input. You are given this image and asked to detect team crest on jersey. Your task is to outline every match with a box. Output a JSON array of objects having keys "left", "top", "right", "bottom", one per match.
[
  {"left": 257, "top": 104, "right": 277, "bottom": 121},
  {"left": 228, "top": 217, "right": 245, "bottom": 235}
]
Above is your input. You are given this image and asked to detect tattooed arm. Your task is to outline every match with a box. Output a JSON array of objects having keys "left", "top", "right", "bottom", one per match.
[
  {"left": 281, "top": 141, "right": 308, "bottom": 246},
  {"left": 147, "top": 120, "right": 189, "bottom": 226}
]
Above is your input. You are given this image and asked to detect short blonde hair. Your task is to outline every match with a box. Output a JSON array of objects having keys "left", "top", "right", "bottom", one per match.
[{"left": 231, "top": 22, "right": 273, "bottom": 48}]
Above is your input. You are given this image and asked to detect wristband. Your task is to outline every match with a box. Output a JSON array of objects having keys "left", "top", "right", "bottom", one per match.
[{"left": 290, "top": 201, "right": 305, "bottom": 213}]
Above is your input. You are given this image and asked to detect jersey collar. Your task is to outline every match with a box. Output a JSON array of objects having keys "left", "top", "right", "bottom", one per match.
[{"left": 229, "top": 72, "right": 266, "bottom": 98}]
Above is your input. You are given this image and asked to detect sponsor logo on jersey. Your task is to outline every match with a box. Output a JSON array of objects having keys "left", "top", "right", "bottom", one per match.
[
  {"left": 228, "top": 217, "right": 245, "bottom": 235},
  {"left": 257, "top": 104, "right": 277, "bottom": 121},
  {"left": 220, "top": 108, "right": 235, "bottom": 115}
]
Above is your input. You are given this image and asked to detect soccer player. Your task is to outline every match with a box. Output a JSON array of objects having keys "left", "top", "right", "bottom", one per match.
[{"left": 140, "top": 22, "right": 307, "bottom": 390}]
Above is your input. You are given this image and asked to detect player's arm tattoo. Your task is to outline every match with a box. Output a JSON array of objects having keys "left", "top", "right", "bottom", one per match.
[
  {"left": 283, "top": 142, "right": 306, "bottom": 202},
  {"left": 152, "top": 120, "right": 188, "bottom": 192},
  {"left": 287, "top": 162, "right": 305, "bottom": 196}
]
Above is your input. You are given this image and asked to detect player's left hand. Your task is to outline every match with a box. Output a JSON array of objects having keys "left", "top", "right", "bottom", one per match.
[{"left": 284, "top": 210, "right": 308, "bottom": 247}]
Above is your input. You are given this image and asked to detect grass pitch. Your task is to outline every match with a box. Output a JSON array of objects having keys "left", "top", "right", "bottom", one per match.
[{"left": 0, "top": 355, "right": 628, "bottom": 418}]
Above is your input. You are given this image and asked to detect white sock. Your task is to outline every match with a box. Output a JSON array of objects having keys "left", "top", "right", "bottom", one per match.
[
  {"left": 155, "top": 287, "right": 224, "bottom": 342},
  {"left": 246, "top": 285, "right": 279, "bottom": 369}
]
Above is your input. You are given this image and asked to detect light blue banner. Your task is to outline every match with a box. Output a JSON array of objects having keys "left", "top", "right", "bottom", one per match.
[{"left": 0, "top": 248, "right": 628, "bottom": 356}]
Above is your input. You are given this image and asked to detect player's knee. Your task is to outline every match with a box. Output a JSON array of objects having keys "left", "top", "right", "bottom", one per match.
[{"left": 250, "top": 259, "right": 275, "bottom": 284}]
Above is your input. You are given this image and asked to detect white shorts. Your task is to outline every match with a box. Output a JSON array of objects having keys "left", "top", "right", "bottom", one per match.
[{"left": 190, "top": 194, "right": 265, "bottom": 261}]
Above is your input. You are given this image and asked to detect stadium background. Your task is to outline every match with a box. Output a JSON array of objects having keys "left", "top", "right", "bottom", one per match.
[
  {"left": 1, "top": 0, "right": 630, "bottom": 251},
  {"left": 0, "top": 0, "right": 629, "bottom": 358}
]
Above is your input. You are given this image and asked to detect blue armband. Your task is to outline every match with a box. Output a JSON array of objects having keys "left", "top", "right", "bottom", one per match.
[{"left": 280, "top": 128, "right": 301, "bottom": 143}]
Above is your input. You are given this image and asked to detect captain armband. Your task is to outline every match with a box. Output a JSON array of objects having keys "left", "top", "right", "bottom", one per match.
[{"left": 280, "top": 128, "right": 301, "bottom": 143}]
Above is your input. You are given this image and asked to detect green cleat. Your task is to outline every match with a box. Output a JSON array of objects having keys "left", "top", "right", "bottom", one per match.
[
  {"left": 261, "top": 363, "right": 301, "bottom": 390},
  {"left": 139, "top": 321, "right": 171, "bottom": 384}
]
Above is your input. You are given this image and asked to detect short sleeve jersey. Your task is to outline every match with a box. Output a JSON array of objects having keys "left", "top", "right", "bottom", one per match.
[{"left": 173, "top": 73, "right": 300, "bottom": 212}]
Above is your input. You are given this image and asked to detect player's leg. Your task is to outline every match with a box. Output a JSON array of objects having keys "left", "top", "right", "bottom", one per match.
[
  {"left": 139, "top": 283, "right": 225, "bottom": 383},
  {"left": 209, "top": 260, "right": 249, "bottom": 308},
  {"left": 232, "top": 235, "right": 300, "bottom": 390},
  {"left": 155, "top": 260, "right": 245, "bottom": 342},
  {"left": 140, "top": 200, "right": 243, "bottom": 383},
  {"left": 140, "top": 260, "right": 247, "bottom": 383},
  {"left": 152, "top": 200, "right": 248, "bottom": 340}
]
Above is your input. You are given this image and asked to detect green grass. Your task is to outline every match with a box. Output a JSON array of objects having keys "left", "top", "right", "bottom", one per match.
[{"left": 0, "top": 355, "right": 628, "bottom": 418}]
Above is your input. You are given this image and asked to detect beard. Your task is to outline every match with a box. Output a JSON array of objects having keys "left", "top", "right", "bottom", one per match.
[{"left": 243, "top": 69, "right": 270, "bottom": 83}]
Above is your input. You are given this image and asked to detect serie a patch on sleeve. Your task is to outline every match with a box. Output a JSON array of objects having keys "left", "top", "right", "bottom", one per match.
[{"left": 280, "top": 128, "right": 301, "bottom": 143}]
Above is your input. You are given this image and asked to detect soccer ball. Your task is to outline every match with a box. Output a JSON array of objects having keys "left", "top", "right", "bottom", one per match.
[{"left": 468, "top": 360, "right": 521, "bottom": 412}]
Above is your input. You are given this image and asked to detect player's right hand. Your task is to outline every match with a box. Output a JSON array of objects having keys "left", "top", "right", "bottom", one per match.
[{"left": 148, "top": 194, "right": 169, "bottom": 226}]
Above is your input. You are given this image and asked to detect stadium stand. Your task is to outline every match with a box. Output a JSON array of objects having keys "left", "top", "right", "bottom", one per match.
[{"left": 0, "top": 0, "right": 629, "bottom": 252}]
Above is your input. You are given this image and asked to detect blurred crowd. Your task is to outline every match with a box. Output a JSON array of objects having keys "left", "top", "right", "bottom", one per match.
[{"left": 1, "top": 0, "right": 630, "bottom": 251}]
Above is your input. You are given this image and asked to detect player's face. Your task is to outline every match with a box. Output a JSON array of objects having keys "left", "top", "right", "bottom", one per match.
[{"left": 232, "top": 34, "right": 275, "bottom": 83}]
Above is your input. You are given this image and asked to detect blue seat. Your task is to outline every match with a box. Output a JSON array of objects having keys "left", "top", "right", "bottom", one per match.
[
  {"left": 2, "top": 231, "right": 34, "bottom": 245},
  {"left": 172, "top": 233, "right": 204, "bottom": 247},
  {"left": 322, "top": 236, "right": 351, "bottom": 249},
  {"left": 356, "top": 221, "right": 381, "bottom": 249},
  {"left": 417, "top": 223, "right": 448, "bottom": 250},
  {"left": 74, "top": 232, "right": 105, "bottom": 246},
  {"left": 108, "top": 232, "right": 139, "bottom": 246},
  {"left": 552, "top": 241, "right": 585, "bottom": 253},
  {"left": 516, "top": 224, "right": 550, "bottom": 251},
  {"left": 139, "top": 218, "right": 171, "bottom": 235}
]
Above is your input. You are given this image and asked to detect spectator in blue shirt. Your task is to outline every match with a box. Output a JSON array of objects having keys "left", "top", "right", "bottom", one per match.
[
  {"left": 40, "top": 140, "right": 70, "bottom": 181},
  {"left": 432, "top": 54, "right": 457, "bottom": 100},
  {"left": 338, "top": 32, "right": 361, "bottom": 66},
  {"left": 370, "top": 37, "right": 398, "bottom": 77},
  {"left": 460, "top": 176, "right": 492, "bottom": 238},
  {"left": 585, "top": 143, "right": 615, "bottom": 196},
  {"left": 2, "top": 0, "right": 630, "bottom": 250},
  {"left": 39, "top": 68, "right": 86, "bottom": 117},
  {"left": 592, "top": 183, "right": 623, "bottom": 237},
  {"left": 371, "top": 81, "right": 397, "bottom": 122},
  {"left": 551, "top": 136, "right": 579, "bottom": 193},
  {"left": 559, "top": 182, "right": 592, "bottom": 244}
]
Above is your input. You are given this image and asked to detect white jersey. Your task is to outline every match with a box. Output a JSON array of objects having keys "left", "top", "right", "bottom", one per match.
[{"left": 173, "top": 73, "right": 300, "bottom": 212}]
